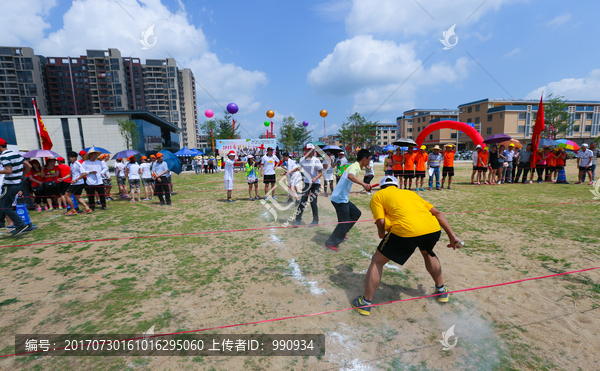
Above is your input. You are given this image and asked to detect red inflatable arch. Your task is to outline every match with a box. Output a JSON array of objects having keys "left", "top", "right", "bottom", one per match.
[{"left": 415, "top": 120, "right": 484, "bottom": 148}]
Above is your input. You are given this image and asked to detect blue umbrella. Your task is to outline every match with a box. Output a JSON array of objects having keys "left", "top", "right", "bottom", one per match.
[
  {"left": 538, "top": 138, "right": 558, "bottom": 147},
  {"left": 322, "top": 145, "right": 342, "bottom": 152},
  {"left": 83, "top": 146, "right": 110, "bottom": 154},
  {"left": 159, "top": 150, "right": 182, "bottom": 175},
  {"left": 111, "top": 149, "right": 139, "bottom": 160},
  {"left": 382, "top": 144, "right": 397, "bottom": 152}
]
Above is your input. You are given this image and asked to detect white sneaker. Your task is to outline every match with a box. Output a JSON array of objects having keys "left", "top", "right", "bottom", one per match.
[
  {"left": 272, "top": 195, "right": 277, "bottom": 200},
  {"left": 265, "top": 196, "right": 269, "bottom": 201}
]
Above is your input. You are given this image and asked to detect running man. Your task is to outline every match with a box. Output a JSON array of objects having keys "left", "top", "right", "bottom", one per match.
[
  {"left": 351, "top": 175, "right": 463, "bottom": 316},
  {"left": 441, "top": 144, "right": 455, "bottom": 189},
  {"left": 324, "top": 149, "right": 372, "bottom": 252},
  {"left": 260, "top": 147, "right": 279, "bottom": 200}
]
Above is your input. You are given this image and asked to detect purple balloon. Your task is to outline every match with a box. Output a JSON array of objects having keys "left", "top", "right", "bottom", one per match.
[
  {"left": 226, "top": 103, "right": 239, "bottom": 114},
  {"left": 302, "top": 121, "right": 309, "bottom": 127}
]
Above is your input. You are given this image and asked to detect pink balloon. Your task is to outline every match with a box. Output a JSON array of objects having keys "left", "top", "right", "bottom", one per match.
[{"left": 205, "top": 109, "right": 214, "bottom": 118}]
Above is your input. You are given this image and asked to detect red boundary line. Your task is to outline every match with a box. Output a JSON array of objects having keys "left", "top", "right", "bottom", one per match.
[
  {"left": 2, "top": 266, "right": 599, "bottom": 358},
  {"left": 1, "top": 200, "right": 596, "bottom": 249}
]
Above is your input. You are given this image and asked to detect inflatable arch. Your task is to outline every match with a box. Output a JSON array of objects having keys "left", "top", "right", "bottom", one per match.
[{"left": 415, "top": 120, "right": 484, "bottom": 148}]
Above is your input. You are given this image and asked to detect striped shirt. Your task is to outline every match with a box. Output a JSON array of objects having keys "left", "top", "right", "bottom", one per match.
[{"left": 0, "top": 150, "right": 24, "bottom": 185}]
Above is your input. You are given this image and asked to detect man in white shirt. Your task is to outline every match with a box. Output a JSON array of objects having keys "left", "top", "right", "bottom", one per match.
[
  {"left": 63, "top": 151, "right": 92, "bottom": 215},
  {"left": 260, "top": 147, "right": 279, "bottom": 200},
  {"left": 576, "top": 143, "right": 594, "bottom": 185},
  {"left": 153, "top": 153, "right": 171, "bottom": 205},
  {"left": 140, "top": 156, "right": 154, "bottom": 200},
  {"left": 285, "top": 144, "right": 323, "bottom": 227},
  {"left": 224, "top": 151, "right": 237, "bottom": 203},
  {"left": 281, "top": 153, "right": 302, "bottom": 203},
  {"left": 82, "top": 149, "right": 107, "bottom": 210}
]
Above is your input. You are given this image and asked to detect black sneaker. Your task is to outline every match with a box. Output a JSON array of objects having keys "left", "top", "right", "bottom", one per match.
[
  {"left": 352, "top": 296, "right": 372, "bottom": 316},
  {"left": 10, "top": 225, "right": 31, "bottom": 237},
  {"left": 293, "top": 220, "right": 301, "bottom": 228},
  {"left": 308, "top": 220, "right": 319, "bottom": 227},
  {"left": 166, "top": 202, "right": 172, "bottom": 205},
  {"left": 160, "top": 202, "right": 165, "bottom": 206},
  {"left": 102, "top": 206, "right": 108, "bottom": 210}
]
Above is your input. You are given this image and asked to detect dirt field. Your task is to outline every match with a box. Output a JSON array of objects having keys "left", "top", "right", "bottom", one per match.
[{"left": 0, "top": 162, "right": 599, "bottom": 370}]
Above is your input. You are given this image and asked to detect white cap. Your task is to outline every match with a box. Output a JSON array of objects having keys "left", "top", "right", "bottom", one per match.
[
  {"left": 228, "top": 151, "right": 236, "bottom": 156},
  {"left": 339, "top": 151, "right": 345, "bottom": 155},
  {"left": 305, "top": 143, "right": 315, "bottom": 150},
  {"left": 476, "top": 144, "right": 482, "bottom": 149},
  {"left": 380, "top": 175, "right": 399, "bottom": 188},
  {"left": 582, "top": 143, "right": 589, "bottom": 147},
  {"left": 246, "top": 154, "right": 254, "bottom": 159}
]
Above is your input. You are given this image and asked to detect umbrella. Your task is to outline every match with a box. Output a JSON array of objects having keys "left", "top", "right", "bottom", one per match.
[
  {"left": 111, "top": 149, "right": 139, "bottom": 160},
  {"left": 392, "top": 138, "right": 417, "bottom": 147},
  {"left": 382, "top": 144, "right": 397, "bottom": 152},
  {"left": 538, "top": 138, "right": 558, "bottom": 148},
  {"left": 556, "top": 139, "right": 580, "bottom": 151},
  {"left": 498, "top": 139, "right": 523, "bottom": 149},
  {"left": 370, "top": 145, "right": 383, "bottom": 152},
  {"left": 312, "top": 141, "right": 326, "bottom": 147},
  {"left": 483, "top": 134, "right": 512, "bottom": 144},
  {"left": 83, "top": 146, "right": 110, "bottom": 154},
  {"left": 23, "top": 149, "right": 62, "bottom": 158},
  {"left": 159, "top": 150, "right": 182, "bottom": 175},
  {"left": 322, "top": 145, "right": 342, "bottom": 152}
]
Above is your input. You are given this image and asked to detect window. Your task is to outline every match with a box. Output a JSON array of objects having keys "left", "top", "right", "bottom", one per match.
[
  {"left": 518, "top": 126, "right": 525, "bottom": 133},
  {"left": 475, "top": 117, "right": 480, "bottom": 123},
  {"left": 467, "top": 118, "right": 472, "bottom": 123},
  {"left": 518, "top": 112, "right": 526, "bottom": 120},
  {"left": 586, "top": 113, "right": 593, "bottom": 120},
  {"left": 574, "top": 125, "right": 580, "bottom": 132},
  {"left": 500, "top": 113, "right": 503, "bottom": 119},
  {"left": 417, "top": 118, "right": 420, "bottom": 123},
  {"left": 407, "top": 128, "right": 412, "bottom": 133},
  {"left": 383, "top": 130, "right": 388, "bottom": 133},
  {"left": 486, "top": 127, "right": 492, "bottom": 134},
  {"left": 429, "top": 135, "right": 433, "bottom": 140},
  {"left": 487, "top": 114, "right": 493, "bottom": 122},
  {"left": 418, "top": 127, "right": 421, "bottom": 132},
  {"left": 450, "top": 132, "right": 457, "bottom": 139},
  {"left": 585, "top": 125, "right": 592, "bottom": 132},
  {"left": 575, "top": 113, "right": 581, "bottom": 120},
  {"left": 475, "top": 105, "right": 480, "bottom": 112},
  {"left": 467, "top": 107, "right": 472, "bottom": 113},
  {"left": 391, "top": 130, "right": 395, "bottom": 133}
]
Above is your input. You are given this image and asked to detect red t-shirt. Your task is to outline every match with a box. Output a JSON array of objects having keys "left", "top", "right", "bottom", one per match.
[
  {"left": 443, "top": 150, "right": 455, "bottom": 167},
  {"left": 415, "top": 152, "right": 427, "bottom": 171},
  {"left": 392, "top": 154, "right": 404, "bottom": 171},
  {"left": 43, "top": 167, "right": 60, "bottom": 183},
  {"left": 58, "top": 164, "right": 72, "bottom": 183},
  {"left": 403, "top": 152, "right": 416, "bottom": 171},
  {"left": 555, "top": 153, "right": 565, "bottom": 166},
  {"left": 28, "top": 169, "right": 45, "bottom": 185}
]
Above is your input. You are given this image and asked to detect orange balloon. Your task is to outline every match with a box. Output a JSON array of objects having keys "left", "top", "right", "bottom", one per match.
[
  {"left": 266, "top": 110, "right": 275, "bottom": 118},
  {"left": 320, "top": 109, "right": 328, "bottom": 118}
]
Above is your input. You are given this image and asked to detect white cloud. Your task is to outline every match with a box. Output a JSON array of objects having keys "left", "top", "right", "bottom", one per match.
[
  {"left": 502, "top": 47, "right": 520, "bottom": 58},
  {"left": 0, "top": 0, "right": 57, "bottom": 45},
  {"left": 526, "top": 69, "right": 600, "bottom": 100},
  {"left": 547, "top": 13, "right": 571, "bottom": 27},
  {"left": 307, "top": 35, "right": 470, "bottom": 114},
  {"left": 313, "top": 0, "right": 352, "bottom": 21},
  {"left": 345, "top": 0, "right": 523, "bottom": 36},
  {"left": 10, "top": 0, "right": 267, "bottom": 121}
]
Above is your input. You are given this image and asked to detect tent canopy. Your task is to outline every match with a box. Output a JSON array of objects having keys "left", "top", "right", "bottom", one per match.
[{"left": 175, "top": 147, "right": 198, "bottom": 157}]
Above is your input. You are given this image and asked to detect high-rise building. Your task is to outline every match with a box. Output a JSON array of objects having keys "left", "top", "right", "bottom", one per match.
[
  {"left": 179, "top": 68, "right": 198, "bottom": 149},
  {"left": 0, "top": 46, "right": 48, "bottom": 121}
]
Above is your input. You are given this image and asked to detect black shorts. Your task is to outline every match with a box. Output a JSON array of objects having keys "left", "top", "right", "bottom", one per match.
[
  {"left": 363, "top": 175, "right": 374, "bottom": 184},
  {"left": 517, "top": 162, "right": 530, "bottom": 170},
  {"left": 556, "top": 165, "right": 564, "bottom": 170},
  {"left": 393, "top": 170, "right": 403, "bottom": 177},
  {"left": 377, "top": 230, "right": 441, "bottom": 265},
  {"left": 547, "top": 166, "right": 556, "bottom": 172},
  {"left": 477, "top": 166, "right": 487, "bottom": 172},
  {"left": 403, "top": 171, "right": 415, "bottom": 179},
  {"left": 59, "top": 182, "right": 70, "bottom": 195},
  {"left": 442, "top": 167, "right": 454, "bottom": 176},
  {"left": 579, "top": 166, "right": 591, "bottom": 171},
  {"left": 264, "top": 174, "right": 276, "bottom": 184},
  {"left": 67, "top": 184, "right": 85, "bottom": 196},
  {"left": 415, "top": 170, "right": 425, "bottom": 178},
  {"left": 491, "top": 163, "right": 501, "bottom": 170},
  {"left": 43, "top": 183, "right": 59, "bottom": 196}
]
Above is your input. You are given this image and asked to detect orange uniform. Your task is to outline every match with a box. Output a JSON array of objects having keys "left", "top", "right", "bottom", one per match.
[
  {"left": 555, "top": 152, "right": 565, "bottom": 166},
  {"left": 443, "top": 150, "right": 455, "bottom": 167},
  {"left": 403, "top": 152, "right": 416, "bottom": 171},
  {"left": 392, "top": 154, "right": 404, "bottom": 171},
  {"left": 547, "top": 153, "right": 557, "bottom": 167},
  {"left": 415, "top": 152, "right": 427, "bottom": 171},
  {"left": 478, "top": 151, "right": 489, "bottom": 167}
]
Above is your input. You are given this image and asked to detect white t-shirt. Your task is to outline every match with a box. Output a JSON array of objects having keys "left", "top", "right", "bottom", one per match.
[
  {"left": 286, "top": 158, "right": 302, "bottom": 184},
  {"left": 126, "top": 163, "right": 141, "bottom": 180},
  {"left": 577, "top": 149, "right": 593, "bottom": 167},
  {"left": 365, "top": 160, "right": 375, "bottom": 176},
  {"left": 299, "top": 157, "right": 323, "bottom": 184},
  {"left": 116, "top": 162, "right": 126, "bottom": 178},
  {"left": 83, "top": 160, "right": 103, "bottom": 185},
  {"left": 337, "top": 157, "right": 348, "bottom": 167},
  {"left": 472, "top": 151, "right": 479, "bottom": 166},
  {"left": 261, "top": 155, "right": 279, "bottom": 176},
  {"left": 224, "top": 158, "right": 235, "bottom": 181},
  {"left": 322, "top": 158, "right": 335, "bottom": 180},
  {"left": 70, "top": 161, "right": 86, "bottom": 185},
  {"left": 140, "top": 163, "right": 152, "bottom": 178}
]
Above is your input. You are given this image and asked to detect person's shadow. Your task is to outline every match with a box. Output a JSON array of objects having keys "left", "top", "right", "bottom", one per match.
[{"left": 329, "top": 264, "right": 428, "bottom": 305}]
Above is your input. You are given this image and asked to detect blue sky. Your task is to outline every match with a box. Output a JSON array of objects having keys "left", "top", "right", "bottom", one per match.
[{"left": 3, "top": 0, "right": 600, "bottom": 140}]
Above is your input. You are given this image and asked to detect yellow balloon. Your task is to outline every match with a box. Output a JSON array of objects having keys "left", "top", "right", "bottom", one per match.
[
  {"left": 266, "top": 110, "right": 275, "bottom": 118},
  {"left": 320, "top": 109, "right": 328, "bottom": 118}
]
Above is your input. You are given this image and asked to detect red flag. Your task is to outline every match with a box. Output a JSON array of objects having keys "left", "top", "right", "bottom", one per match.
[
  {"left": 32, "top": 98, "right": 53, "bottom": 150},
  {"left": 210, "top": 128, "right": 215, "bottom": 153},
  {"left": 230, "top": 119, "right": 236, "bottom": 139},
  {"left": 531, "top": 96, "right": 545, "bottom": 169},
  {"left": 270, "top": 121, "right": 273, "bottom": 139}
]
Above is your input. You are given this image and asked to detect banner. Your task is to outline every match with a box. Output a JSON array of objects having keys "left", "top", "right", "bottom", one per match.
[{"left": 215, "top": 139, "right": 277, "bottom": 153}]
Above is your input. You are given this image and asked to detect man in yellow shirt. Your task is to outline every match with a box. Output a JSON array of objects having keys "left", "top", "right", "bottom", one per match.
[{"left": 352, "top": 175, "right": 463, "bottom": 316}]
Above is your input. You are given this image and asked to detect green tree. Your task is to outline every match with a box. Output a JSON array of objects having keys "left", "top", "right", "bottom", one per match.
[
  {"left": 338, "top": 113, "right": 378, "bottom": 150},
  {"left": 117, "top": 119, "right": 140, "bottom": 149},
  {"left": 278, "top": 116, "right": 313, "bottom": 154},
  {"left": 540, "top": 93, "right": 570, "bottom": 139},
  {"left": 199, "top": 111, "right": 240, "bottom": 140}
]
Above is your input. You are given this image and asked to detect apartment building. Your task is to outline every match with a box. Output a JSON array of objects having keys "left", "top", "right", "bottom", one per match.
[
  {"left": 375, "top": 123, "right": 397, "bottom": 146},
  {"left": 396, "top": 109, "right": 459, "bottom": 146},
  {"left": 318, "top": 134, "right": 341, "bottom": 146},
  {"left": 0, "top": 46, "right": 48, "bottom": 121},
  {"left": 179, "top": 68, "right": 198, "bottom": 149}
]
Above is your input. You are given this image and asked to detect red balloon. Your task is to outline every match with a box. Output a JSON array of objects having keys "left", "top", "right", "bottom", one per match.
[{"left": 415, "top": 120, "right": 484, "bottom": 148}]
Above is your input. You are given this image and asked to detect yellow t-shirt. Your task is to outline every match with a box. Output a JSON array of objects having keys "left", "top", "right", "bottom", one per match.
[{"left": 370, "top": 187, "right": 441, "bottom": 237}]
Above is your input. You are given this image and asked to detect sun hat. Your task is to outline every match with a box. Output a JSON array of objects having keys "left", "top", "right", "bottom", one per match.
[
  {"left": 305, "top": 143, "right": 315, "bottom": 150},
  {"left": 83, "top": 149, "right": 102, "bottom": 161},
  {"left": 128, "top": 155, "right": 136, "bottom": 161},
  {"left": 247, "top": 154, "right": 254, "bottom": 159},
  {"left": 509, "top": 143, "right": 515, "bottom": 147},
  {"left": 267, "top": 147, "right": 274, "bottom": 151},
  {"left": 380, "top": 175, "right": 399, "bottom": 188},
  {"left": 339, "top": 151, "right": 345, "bottom": 155},
  {"left": 141, "top": 156, "right": 147, "bottom": 160},
  {"left": 432, "top": 145, "right": 441, "bottom": 150},
  {"left": 156, "top": 153, "right": 163, "bottom": 158},
  {"left": 582, "top": 143, "right": 589, "bottom": 147},
  {"left": 150, "top": 154, "right": 156, "bottom": 159}
]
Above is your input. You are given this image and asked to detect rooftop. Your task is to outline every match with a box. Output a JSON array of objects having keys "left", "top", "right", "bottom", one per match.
[{"left": 101, "top": 110, "right": 181, "bottom": 132}]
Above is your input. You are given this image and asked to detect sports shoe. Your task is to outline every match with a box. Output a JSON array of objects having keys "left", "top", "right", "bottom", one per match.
[
  {"left": 575, "top": 181, "right": 582, "bottom": 184},
  {"left": 160, "top": 202, "right": 165, "bottom": 206},
  {"left": 293, "top": 220, "right": 301, "bottom": 228},
  {"left": 6, "top": 225, "right": 15, "bottom": 230},
  {"left": 36, "top": 207, "right": 42, "bottom": 212},
  {"left": 352, "top": 296, "right": 372, "bottom": 316},
  {"left": 9, "top": 225, "right": 31, "bottom": 237},
  {"left": 166, "top": 202, "right": 172, "bottom": 205},
  {"left": 477, "top": 182, "right": 481, "bottom": 185},
  {"left": 102, "top": 206, "right": 108, "bottom": 210},
  {"left": 143, "top": 198, "right": 149, "bottom": 201},
  {"left": 83, "top": 208, "right": 93, "bottom": 214},
  {"left": 343, "top": 236, "right": 348, "bottom": 242},
  {"left": 226, "top": 199, "right": 236, "bottom": 203},
  {"left": 447, "top": 186, "right": 452, "bottom": 190},
  {"left": 264, "top": 196, "right": 269, "bottom": 201},
  {"left": 436, "top": 286, "right": 450, "bottom": 303},
  {"left": 272, "top": 195, "right": 278, "bottom": 200},
  {"left": 308, "top": 220, "right": 319, "bottom": 227},
  {"left": 470, "top": 181, "right": 474, "bottom": 184},
  {"left": 48, "top": 207, "right": 54, "bottom": 211},
  {"left": 428, "top": 187, "right": 432, "bottom": 191},
  {"left": 420, "top": 187, "right": 425, "bottom": 191},
  {"left": 589, "top": 181, "right": 594, "bottom": 185},
  {"left": 249, "top": 197, "right": 254, "bottom": 201},
  {"left": 436, "top": 187, "right": 441, "bottom": 190},
  {"left": 65, "top": 210, "right": 78, "bottom": 216},
  {"left": 324, "top": 244, "right": 339, "bottom": 252},
  {"left": 107, "top": 196, "right": 114, "bottom": 201},
  {"left": 58, "top": 206, "right": 64, "bottom": 210},
  {"left": 484, "top": 181, "right": 489, "bottom": 185}
]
